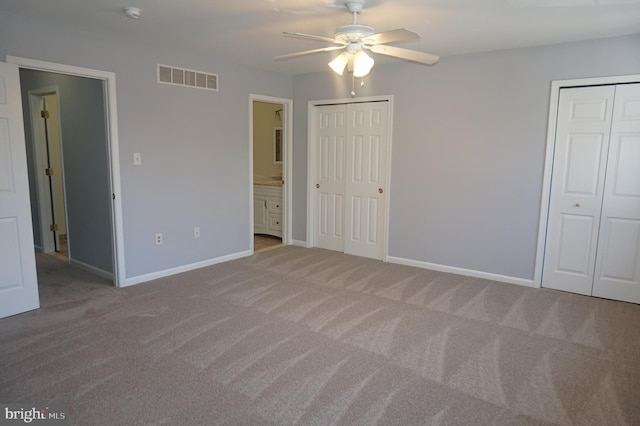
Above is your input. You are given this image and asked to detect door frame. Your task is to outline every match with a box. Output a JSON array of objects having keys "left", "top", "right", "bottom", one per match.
[
  {"left": 306, "top": 95, "right": 394, "bottom": 260},
  {"left": 533, "top": 74, "right": 640, "bottom": 289},
  {"left": 249, "top": 94, "right": 293, "bottom": 251},
  {"left": 28, "top": 87, "right": 67, "bottom": 254},
  {"left": 7, "top": 55, "right": 125, "bottom": 287}
]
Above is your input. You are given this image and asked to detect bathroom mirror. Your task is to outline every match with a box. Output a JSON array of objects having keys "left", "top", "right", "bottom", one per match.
[{"left": 274, "top": 127, "right": 282, "bottom": 164}]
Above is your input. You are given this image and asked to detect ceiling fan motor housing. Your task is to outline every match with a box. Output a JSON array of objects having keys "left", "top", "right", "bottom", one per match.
[
  {"left": 344, "top": 0, "right": 366, "bottom": 14},
  {"left": 335, "top": 24, "right": 374, "bottom": 42}
]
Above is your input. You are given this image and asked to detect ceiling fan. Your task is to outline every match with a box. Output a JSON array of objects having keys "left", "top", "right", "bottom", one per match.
[{"left": 274, "top": 0, "right": 439, "bottom": 77}]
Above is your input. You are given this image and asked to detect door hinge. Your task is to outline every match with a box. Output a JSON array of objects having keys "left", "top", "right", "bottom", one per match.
[
  {"left": 41, "top": 110, "right": 50, "bottom": 119},
  {"left": 45, "top": 168, "right": 54, "bottom": 176},
  {"left": 50, "top": 223, "right": 59, "bottom": 232}
]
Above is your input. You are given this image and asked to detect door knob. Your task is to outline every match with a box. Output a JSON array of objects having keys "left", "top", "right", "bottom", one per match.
[
  {"left": 316, "top": 184, "right": 320, "bottom": 188},
  {"left": 378, "top": 188, "right": 383, "bottom": 194}
]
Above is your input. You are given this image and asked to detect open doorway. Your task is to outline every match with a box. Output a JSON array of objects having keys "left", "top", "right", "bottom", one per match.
[
  {"left": 250, "top": 95, "right": 292, "bottom": 253},
  {"left": 9, "top": 55, "right": 125, "bottom": 288},
  {"left": 20, "top": 68, "right": 114, "bottom": 281}
]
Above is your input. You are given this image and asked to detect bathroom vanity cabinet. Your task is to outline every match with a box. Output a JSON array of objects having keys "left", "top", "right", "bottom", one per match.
[{"left": 254, "top": 184, "right": 282, "bottom": 238}]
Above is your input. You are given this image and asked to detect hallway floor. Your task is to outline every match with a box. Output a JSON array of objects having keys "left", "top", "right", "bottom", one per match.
[{"left": 254, "top": 234, "right": 282, "bottom": 252}]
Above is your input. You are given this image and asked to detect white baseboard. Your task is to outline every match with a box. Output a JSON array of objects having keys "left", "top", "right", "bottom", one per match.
[
  {"left": 290, "top": 239, "right": 308, "bottom": 248},
  {"left": 121, "top": 249, "right": 252, "bottom": 288},
  {"left": 69, "top": 258, "right": 114, "bottom": 280},
  {"left": 386, "top": 256, "right": 534, "bottom": 288}
]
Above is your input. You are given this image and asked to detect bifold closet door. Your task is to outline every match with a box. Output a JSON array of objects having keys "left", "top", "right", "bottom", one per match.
[
  {"left": 312, "top": 102, "right": 389, "bottom": 260},
  {"left": 343, "top": 101, "right": 388, "bottom": 260},
  {"left": 543, "top": 86, "right": 615, "bottom": 295},
  {"left": 592, "top": 83, "right": 640, "bottom": 304},
  {"left": 543, "top": 83, "right": 640, "bottom": 304},
  {"left": 314, "top": 105, "right": 346, "bottom": 252}
]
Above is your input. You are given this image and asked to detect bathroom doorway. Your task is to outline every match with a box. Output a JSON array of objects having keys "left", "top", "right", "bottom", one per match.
[{"left": 250, "top": 95, "right": 292, "bottom": 253}]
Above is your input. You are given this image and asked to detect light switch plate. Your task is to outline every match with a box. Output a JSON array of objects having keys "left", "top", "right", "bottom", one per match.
[{"left": 133, "top": 153, "right": 142, "bottom": 166}]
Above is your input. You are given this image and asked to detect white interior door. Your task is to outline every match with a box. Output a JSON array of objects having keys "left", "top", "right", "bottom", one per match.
[
  {"left": 34, "top": 93, "right": 67, "bottom": 253},
  {"left": 313, "top": 105, "right": 346, "bottom": 252},
  {"left": 344, "top": 102, "right": 389, "bottom": 260},
  {"left": 0, "top": 62, "right": 40, "bottom": 319},
  {"left": 592, "top": 83, "right": 640, "bottom": 304},
  {"left": 43, "top": 94, "right": 67, "bottom": 251},
  {"left": 542, "top": 86, "right": 615, "bottom": 295}
]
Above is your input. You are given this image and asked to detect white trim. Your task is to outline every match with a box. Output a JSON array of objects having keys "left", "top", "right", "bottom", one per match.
[
  {"left": 387, "top": 256, "right": 535, "bottom": 288},
  {"left": 534, "top": 73, "right": 640, "bottom": 289},
  {"left": 8, "top": 56, "right": 116, "bottom": 80},
  {"left": 290, "top": 239, "right": 307, "bottom": 247},
  {"left": 7, "top": 55, "right": 126, "bottom": 288},
  {"left": 383, "top": 96, "right": 394, "bottom": 262},
  {"left": 70, "top": 258, "right": 113, "bottom": 280},
  {"left": 306, "top": 95, "right": 394, "bottom": 258},
  {"left": 121, "top": 250, "right": 252, "bottom": 287},
  {"left": 306, "top": 104, "right": 315, "bottom": 249},
  {"left": 249, "top": 94, "right": 293, "bottom": 251}
]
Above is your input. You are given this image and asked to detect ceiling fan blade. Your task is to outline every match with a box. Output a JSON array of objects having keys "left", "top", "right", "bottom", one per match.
[
  {"left": 361, "top": 28, "right": 420, "bottom": 45},
  {"left": 369, "top": 44, "right": 439, "bottom": 65},
  {"left": 271, "top": 1, "right": 346, "bottom": 15},
  {"left": 283, "top": 31, "right": 347, "bottom": 46},
  {"left": 274, "top": 45, "right": 345, "bottom": 61}
]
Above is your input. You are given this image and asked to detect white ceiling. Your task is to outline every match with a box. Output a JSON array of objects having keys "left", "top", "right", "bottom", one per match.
[{"left": 2, "top": 0, "right": 640, "bottom": 75}]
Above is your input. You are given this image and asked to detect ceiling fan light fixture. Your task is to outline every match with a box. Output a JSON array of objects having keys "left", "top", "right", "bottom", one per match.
[
  {"left": 329, "top": 52, "right": 350, "bottom": 75},
  {"left": 123, "top": 7, "right": 142, "bottom": 19},
  {"left": 353, "top": 50, "right": 374, "bottom": 77},
  {"left": 276, "top": 0, "right": 438, "bottom": 85}
]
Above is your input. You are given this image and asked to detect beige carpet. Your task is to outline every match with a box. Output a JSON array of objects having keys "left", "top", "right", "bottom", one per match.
[{"left": 1, "top": 246, "right": 639, "bottom": 425}]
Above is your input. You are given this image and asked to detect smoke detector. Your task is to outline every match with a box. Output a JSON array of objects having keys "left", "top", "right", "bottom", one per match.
[{"left": 123, "top": 7, "right": 141, "bottom": 19}]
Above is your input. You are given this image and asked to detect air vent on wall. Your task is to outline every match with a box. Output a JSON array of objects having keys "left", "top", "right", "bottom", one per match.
[{"left": 157, "top": 64, "right": 218, "bottom": 91}]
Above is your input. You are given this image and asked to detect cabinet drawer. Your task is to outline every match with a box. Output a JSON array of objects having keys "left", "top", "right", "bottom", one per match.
[
  {"left": 268, "top": 214, "right": 282, "bottom": 231},
  {"left": 268, "top": 198, "right": 282, "bottom": 213}
]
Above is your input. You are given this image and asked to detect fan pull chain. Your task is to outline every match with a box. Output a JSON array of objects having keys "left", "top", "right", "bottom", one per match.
[{"left": 351, "top": 74, "right": 356, "bottom": 97}]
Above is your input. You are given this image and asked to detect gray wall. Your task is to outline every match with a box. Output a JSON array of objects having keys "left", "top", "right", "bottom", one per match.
[
  {"left": 1, "top": 11, "right": 293, "bottom": 279},
  {"left": 3, "top": 8, "right": 638, "bottom": 284},
  {"left": 20, "top": 69, "right": 113, "bottom": 273},
  {"left": 292, "top": 34, "right": 640, "bottom": 280}
]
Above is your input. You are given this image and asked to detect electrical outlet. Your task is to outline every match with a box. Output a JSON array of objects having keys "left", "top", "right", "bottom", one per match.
[
  {"left": 194, "top": 227, "right": 200, "bottom": 238},
  {"left": 155, "top": 233, "right": 163, "bottom": 245}
]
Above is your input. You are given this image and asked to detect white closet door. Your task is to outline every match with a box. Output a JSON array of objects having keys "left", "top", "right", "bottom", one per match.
[
  {"left": 314, "top": 105, "right": 346, "bottom": 252},
  {"left": 542, "top": 86, "right": 615, "bottom": 295},
  {"left": 0, "top": 62, "right": 40, "bottom": 319},
  {"left": 592, "top": 83, "right": 640, "bottom": 304},
  {"left": 311, "top": 101, "right": 390, "bottom": 260},
  {"left": 344, "top": 102, "right": 389, "bottom": 260}
]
